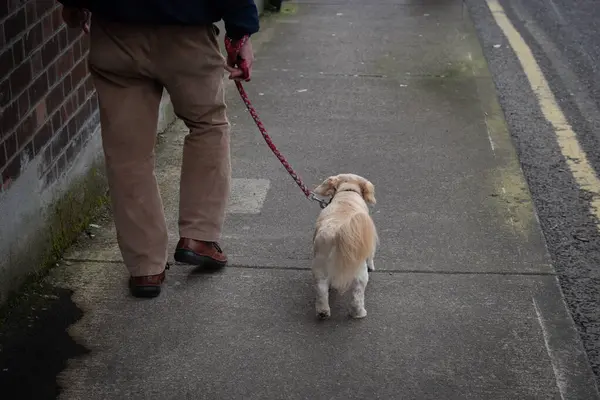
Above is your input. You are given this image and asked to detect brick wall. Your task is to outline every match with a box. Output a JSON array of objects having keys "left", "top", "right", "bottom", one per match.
[{"left": 0, "top": 0, "right": 98, "bottom": 193}]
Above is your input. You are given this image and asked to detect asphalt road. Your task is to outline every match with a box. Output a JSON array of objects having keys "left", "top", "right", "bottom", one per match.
[{"left": 466, "top": 0, "right": 600, "bottom": 386}]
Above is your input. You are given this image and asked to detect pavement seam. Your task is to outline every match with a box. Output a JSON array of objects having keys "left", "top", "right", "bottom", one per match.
[{"left": 60, "top": 258, "right": 557, "bottom": 276}]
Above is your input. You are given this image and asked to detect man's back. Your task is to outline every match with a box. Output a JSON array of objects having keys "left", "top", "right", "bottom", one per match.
[{"left": 63, "top": 0, "right": 259, "bottom": 38}]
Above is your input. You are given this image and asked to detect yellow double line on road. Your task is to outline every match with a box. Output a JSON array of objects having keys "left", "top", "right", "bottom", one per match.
[{"left": 486, "top": 0, "right": 600, "bottom": 228}]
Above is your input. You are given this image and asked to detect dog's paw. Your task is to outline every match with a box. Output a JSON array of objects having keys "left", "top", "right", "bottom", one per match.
[
  {"left": 367, "top": 260, "right": 375, "bottom": 272},
  {"left": 350, "top": 308, "right": 367, "bottom": 319},
  {"left": 316, "top": 309, "right": 331, "bottom": 320}
]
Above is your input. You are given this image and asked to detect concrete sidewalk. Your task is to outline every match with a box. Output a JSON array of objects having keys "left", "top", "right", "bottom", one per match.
[{"left": 48, "top": 0, "right": 599, "bottom": 398}]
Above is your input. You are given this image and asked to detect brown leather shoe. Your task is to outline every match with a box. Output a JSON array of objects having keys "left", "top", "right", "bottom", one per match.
[
  {"left": 129, "top": 265, "right": 168, "bottom": 298},
  {"left": 174, "top": 238, "right": 228, "bottom": 268}
]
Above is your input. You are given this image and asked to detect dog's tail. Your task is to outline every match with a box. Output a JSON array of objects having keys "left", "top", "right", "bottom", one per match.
[{"left": 329, "top": 212, "right": 377, "bottom": 292}]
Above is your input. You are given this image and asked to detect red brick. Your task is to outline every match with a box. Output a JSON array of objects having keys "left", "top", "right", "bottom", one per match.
[
  {"left": 9, "top": 58, "right": 31, "bottom": 96},
  {"left": 62, "top": 72, "right": 73, "bottom": 96},
  {"left": 12, "top": 37, "right": 25, "bottom": 65},
  {"left": 1, "top": 152, "right": 21, "bottom": 183},
  {"left": 0, "top": 23, "right": 6, "bottom": 48},
  {"left": 0, "top": 46, "right": 13, "bottom": 78},
  {"left": 74, "top": 98, "right": 91, "bottom": 132},
  {"left": 46, "top": 62, "right": 57, "bottom": 86},
  {"left": 71, "top": 58, "right": 86, "bottom": 86},
  {"left": 0, "top": 78, "right": 11, "bottom": 109},
  {"left": 0, "top": 141, "right": 6, "bottom": 171},
  {"left": 66, "top": 26, "right": 80, "bottom": 46},
  {"left": 3, "top": 131, "right": 16, "bottom": 161},
  {"left": 84, "top": 75, "right": 94, "bottom": 96},
  {"left": 39, "top": 140, "right": 51, "bottom": 170},
  {"left": 65, "top": 136, "right": 78, "bottom": 164},
  {"left": 7, "top": 0, "right": 26, "bottom": 13},
  {"left": 80, "top": 35, "right": 89, "bottom": 53},
  {"left": 16, "top": 89, "right": 29, "bottom": 116},
  {"left": 56, "top": 45, "right": 73, "bottom": 77},
  {"left": 57, "top": 26, "right": 68, "bottom": 50},
  {"left": 0, "top": 101, "right": 19, "bottom": 137},
  {"left": 25, "top": 1, "right": 37, "bottom": 27},
  {"left": 28, "top": 70, "right": 48, "bottom": 106},
  {"left": 41, "top": 13, "right": 53, "bottom": 37},
  {"left": 23, "top": 20, "right": 43, "bottom": 56},
  {"left": 50, "top": 125, "right": 68, "bottom": 157},
  {"left": 30, "top": 47, "right": 42, "bottom": 75},
  {"left": 76, "top": 84, "right": 85, "bottom": 107},
  {"left": 4, "top": 7, "right": 26, "bottom": 43},
  {"left": 50, "top": 108, "right": 62, "bottom": 131},
  {"left": 90, "top": 92, "right": 98, "bottom": 110},
  {"left": 15, "top": 112, "right": 35, "bottom": 147},
  {"left": 64, "top": 96, "right": 75, "bottom": 118},
  {"left": 36, "top": 0, "right": 55, "bottom": 18},
  {"left": 0, "top": 1, "right": 9, "bottom": 21},
  {"left": 42, "top": 164, "right": 57, "bottom": 189},
  {"left": 32, "top": 120, "right": 52, "bottom": 155},
  {"left": 57, "top": 150, "right": 67, "bottom": 175},
  {"left": 40, "top": 34, "right": 59, "bottom": 65},
  {"left": 65, "top": 114, "right": 76, "bottom": 139},
  {"left": 34, "top": 100, "right": 46, "bottom": 128},
  {"left": 46, "top": 83, "right": 62, "bottom": 115},
  {"left": 51, "top": 7, "right": 62, "bottom": 30},
  {"left": 73, "top": 37, "right": 82, "bottom": 61}
]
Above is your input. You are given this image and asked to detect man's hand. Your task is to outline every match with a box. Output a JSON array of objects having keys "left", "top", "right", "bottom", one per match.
[
  {"left": 61, "top": 6, "right": 91, "bottom": 34},
  {"left": 225, "top": 38, "right": 254, "bottom": 82}
]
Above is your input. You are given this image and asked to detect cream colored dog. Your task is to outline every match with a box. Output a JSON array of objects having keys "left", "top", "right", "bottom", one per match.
[{"left": 311, "top": 173, "right": 378, "bottom": 319}]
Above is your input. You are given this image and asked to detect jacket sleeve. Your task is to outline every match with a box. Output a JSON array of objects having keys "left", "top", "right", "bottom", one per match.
[{"left": 221, "top": 0, "right": 260, "bottom": 39}]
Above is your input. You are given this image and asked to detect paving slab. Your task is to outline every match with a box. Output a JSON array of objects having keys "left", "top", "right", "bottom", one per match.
[
  {"left": 67, "top": 0, "right": 550, "bottom": 274},
  {"left": 52, "top": 264, "right": 597, "bottom": 400}
]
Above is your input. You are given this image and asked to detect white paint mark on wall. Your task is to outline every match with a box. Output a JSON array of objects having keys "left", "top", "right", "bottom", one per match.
[{"left": 227, "top": 178, "right": 270, "bottom": 214}]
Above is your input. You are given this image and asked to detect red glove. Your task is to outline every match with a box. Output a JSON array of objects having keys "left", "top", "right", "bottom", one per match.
[{"left": 224, "top": 35, "right": 252, "bottom": 82}]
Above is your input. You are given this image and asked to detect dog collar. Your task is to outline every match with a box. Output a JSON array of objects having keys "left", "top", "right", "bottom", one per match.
[{"left": 336, "top": 187, "right": 361, "bottom": 195}]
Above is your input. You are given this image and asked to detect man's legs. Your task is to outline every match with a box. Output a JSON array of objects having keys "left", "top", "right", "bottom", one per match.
[
  {"left": 89, "top": 19, "right": 169, "bottom": 292},
  {"left": 155, "top": 25, "right": 231, "bottom": 267}
]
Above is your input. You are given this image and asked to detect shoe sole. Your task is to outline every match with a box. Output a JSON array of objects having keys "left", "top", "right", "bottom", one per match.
[
  {"left": 129, "top": 283, "right": 161, "bottom": 298},
  {"left": 174, "top": 249, "right": 227, "bottom": 268}
]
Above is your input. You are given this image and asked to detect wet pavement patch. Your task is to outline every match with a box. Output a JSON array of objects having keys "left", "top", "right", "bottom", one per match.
[{"left": 0, "top": 283, "right": 88, "bottom": 399}]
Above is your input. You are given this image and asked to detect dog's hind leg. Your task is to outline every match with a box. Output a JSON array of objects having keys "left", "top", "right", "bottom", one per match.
[
  {"left": 367, "top": 256, "right": 375, "bottom": 272},
  {"left": 349, "top": 265, "right": 369, "bottom": 319},
  {"left": 312, "top": 255, "right": 331, "bottom": 319}
]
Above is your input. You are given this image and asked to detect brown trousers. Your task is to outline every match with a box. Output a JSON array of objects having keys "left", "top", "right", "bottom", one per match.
[{"left": 88, "top": 18, "right": 231, "bottom": 277}]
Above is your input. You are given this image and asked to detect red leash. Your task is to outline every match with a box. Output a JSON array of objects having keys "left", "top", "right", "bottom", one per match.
[{"left": 225, "top": 35, "right": 328, "bottom": 209}]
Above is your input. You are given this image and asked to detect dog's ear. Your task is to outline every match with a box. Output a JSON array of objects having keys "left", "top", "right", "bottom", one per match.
[
  {"left": 360, "top": 179, "right": 376, "bottom": 205},
  {"left": 314, "top": 176, "right": 338, "bottom": 197}
]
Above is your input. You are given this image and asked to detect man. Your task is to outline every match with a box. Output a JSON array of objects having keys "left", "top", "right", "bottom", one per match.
[{"left": 58, "top": 1, "right": 259, "bottom": 298}]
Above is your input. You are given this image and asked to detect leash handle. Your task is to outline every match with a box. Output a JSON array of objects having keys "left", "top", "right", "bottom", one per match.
[
  {"left": 225, "top": 36, "right": 328, "bottom": 208},
  {"left": 224, "top": 35, "right": 251, "bottom": 81}
]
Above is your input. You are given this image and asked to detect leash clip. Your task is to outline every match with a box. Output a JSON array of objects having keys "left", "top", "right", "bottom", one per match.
[{"left": 309, "top": 192, "right": 330, "bottom": 209}]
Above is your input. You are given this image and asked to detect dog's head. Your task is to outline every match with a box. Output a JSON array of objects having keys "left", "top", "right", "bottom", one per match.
[{"left": 314, "top": 173, "right": 376, "bottom": 205}]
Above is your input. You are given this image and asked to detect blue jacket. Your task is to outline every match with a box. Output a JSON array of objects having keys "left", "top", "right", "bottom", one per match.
[{"left": 58, "top": 0, "right": 259, "bottom": 39}]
